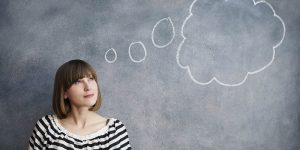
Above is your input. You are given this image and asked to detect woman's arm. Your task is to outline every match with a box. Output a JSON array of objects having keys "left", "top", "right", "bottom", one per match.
[
  {"left": 28, "top": 117, "right": 48, "bottom": 150},
  {"left": 108, "top": 119, "right": 132, "bottom": 150}
]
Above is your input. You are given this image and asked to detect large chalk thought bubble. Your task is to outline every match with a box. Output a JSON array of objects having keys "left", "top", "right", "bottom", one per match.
[{"left": 176, "top": 0, "right": 285, "bottom": 86}]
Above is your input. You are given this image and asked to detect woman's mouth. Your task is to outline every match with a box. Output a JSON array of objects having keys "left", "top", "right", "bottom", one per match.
[{"left": 84, "top": 94, "right": 94, "bottom": 98}]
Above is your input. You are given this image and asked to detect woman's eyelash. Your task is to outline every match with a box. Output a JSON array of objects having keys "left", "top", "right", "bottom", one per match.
[{"left": 74, "top": 80, "right": 81, "bottom": 84}]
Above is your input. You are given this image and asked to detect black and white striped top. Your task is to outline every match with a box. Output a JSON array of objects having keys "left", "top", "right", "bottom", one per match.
[{"left": 28, "top": 115, "right": 131, "bottom": 150}]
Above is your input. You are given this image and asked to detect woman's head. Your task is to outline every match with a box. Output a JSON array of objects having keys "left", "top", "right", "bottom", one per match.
[{"left": 52, "top": 59, "right": 102, "bottom": 119}]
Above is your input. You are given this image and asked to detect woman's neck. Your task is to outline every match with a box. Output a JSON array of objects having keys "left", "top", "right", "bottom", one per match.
[{"left": 67, "top": 107, "right": 95, "bottom": 129}]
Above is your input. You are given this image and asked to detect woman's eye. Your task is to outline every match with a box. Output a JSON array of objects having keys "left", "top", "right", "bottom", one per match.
[
  {"left": 89, "top": 77, "right": 94, "bottom": 80},
  {"left": 74, "top": 80, "right": 81, "bottom": 84}
]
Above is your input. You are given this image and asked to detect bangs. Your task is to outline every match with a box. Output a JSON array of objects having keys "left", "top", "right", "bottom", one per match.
[{"left": 61, "top": 60, "right": 97, "bottom": 91}]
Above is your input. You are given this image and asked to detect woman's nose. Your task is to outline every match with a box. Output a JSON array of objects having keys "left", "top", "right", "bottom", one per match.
[{"left": 83, "top": 80, "right": 91, "bottom": 91}]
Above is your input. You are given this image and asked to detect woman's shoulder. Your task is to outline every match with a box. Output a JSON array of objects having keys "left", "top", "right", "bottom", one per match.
[
  {"left": 106, "top": 117, "right": 129, "bottom": 131},
  {"left": 31, "top": 115, "right": 58, "bottom": 136},
  {"left": 32, "top": 114, "right": 57, "bottom": 130},
  {"left": 106, "top": 117, "right": 131, "bottom": 148},
  {"left": 34, "top": 114, "right": 53, "bottom": 124}
]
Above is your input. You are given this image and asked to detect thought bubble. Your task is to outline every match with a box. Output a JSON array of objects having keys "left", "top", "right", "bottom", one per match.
[
  {"left": 129, "top": 41, "right": 147, "bottom": 63},
  {"left": 105, "top": 48, "right": 117, "bottom": 64},
  {"left": 176, "top": 0, "right": 285, "bottom": 86},
  {"left": 152, "top": 17, "right": 175, "bottom": 48}
]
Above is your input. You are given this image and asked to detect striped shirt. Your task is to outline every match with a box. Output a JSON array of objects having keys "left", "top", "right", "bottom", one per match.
[{"left": 28, "top": 115, "right": 131, "bottom": 150}]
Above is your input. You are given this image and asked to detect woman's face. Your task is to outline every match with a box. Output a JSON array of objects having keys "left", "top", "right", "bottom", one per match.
[{"left": 64, "top": 74, "right": 98, "bottom": 109}]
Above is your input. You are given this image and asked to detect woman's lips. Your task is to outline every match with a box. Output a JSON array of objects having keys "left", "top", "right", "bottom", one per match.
[{"left": 84, "top": 94, "right": 94, "bottom": 98}]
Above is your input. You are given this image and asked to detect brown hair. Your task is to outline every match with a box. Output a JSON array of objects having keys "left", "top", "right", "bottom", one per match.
[{"left": 52, "top": 59, "right": 102, "bottom": 119}]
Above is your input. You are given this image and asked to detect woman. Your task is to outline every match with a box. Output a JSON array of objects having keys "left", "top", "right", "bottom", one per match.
[{"left": 28, "top": 59, "right": 131, "bottom": 149}]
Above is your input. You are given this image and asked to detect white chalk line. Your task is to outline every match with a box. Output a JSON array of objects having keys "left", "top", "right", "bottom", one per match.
[
  {"left": 128, "top": 41, "right": 147, "bottom": 63},
  {"left": 176, "top": 0, "right": 286, "bottom": 87},
  {"left": 151, "top": 17, "right": 176, "bottom": 48},
  {"left": 105, "top": 48, "right": 117, "bottom": 64}
]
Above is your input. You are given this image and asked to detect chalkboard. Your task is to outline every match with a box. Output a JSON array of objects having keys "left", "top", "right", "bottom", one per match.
[{"left": 1, "top": 0, "right": 299, "bottom": 149}]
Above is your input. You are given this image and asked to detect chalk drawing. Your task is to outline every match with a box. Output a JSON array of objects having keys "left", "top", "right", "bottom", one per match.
[
  {"left": 129, "top": 41, "right": 147, "bottom": 63},
  {"left": 105, "top": 48, "right": 117, "bottom": 64},
  {"left": 176, "top": 0, "right": 286, "bottom": 87},
  {"left": 151, "top": 17, "right": 175, "bottom": 48}
]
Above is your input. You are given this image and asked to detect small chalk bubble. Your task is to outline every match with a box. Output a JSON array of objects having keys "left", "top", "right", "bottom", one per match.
[
  {"left": 152, "top": 17, "right": 175, "bottom": 48},
  {"left": 105, "top": 48, "right": 117, "bottom": 64},
  {"left": 128, "top": 41, "right": 147, "bottom": 63}
]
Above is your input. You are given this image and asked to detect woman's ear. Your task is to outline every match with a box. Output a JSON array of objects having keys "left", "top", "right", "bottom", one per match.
[{"left": 64, "top": 92, "right": 68, "bottom": 99}]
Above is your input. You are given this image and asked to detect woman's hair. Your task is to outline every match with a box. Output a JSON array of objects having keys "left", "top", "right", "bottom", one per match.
[{"left": 52, "top": 59, "right": 102, "bottom": 119}]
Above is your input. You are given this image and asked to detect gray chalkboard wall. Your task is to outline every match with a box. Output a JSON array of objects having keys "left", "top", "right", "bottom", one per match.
[{"left": 0, "top": 0, "right": 299, "bottom": 149}]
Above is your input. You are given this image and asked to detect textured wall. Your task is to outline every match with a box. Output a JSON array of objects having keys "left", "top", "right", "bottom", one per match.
[{"left": 0, "top": 0, "right": 299, "bottom": 149}]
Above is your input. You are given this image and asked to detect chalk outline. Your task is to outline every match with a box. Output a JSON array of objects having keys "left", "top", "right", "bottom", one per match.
[
  {"left": 151, "top": 17, "right": 176, "bottom": 48},
  {"left": 128, "top": 41, "right": 147, "bottom": 63},
  {"left": 176, "top": 0, "right": 286, "bottom": 87},
  {"left": 105, "top": 48, "right": 117, "bottom": 64}
]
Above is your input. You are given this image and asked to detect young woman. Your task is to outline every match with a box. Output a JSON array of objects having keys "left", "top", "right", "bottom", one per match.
[{"left": 28, "top": 59, "right": 131, "bottom": 149}]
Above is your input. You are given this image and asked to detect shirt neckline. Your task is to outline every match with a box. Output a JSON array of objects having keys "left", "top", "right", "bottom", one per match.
[{"left": 51, "top": 114, "right": 113, "bottom": 140}]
